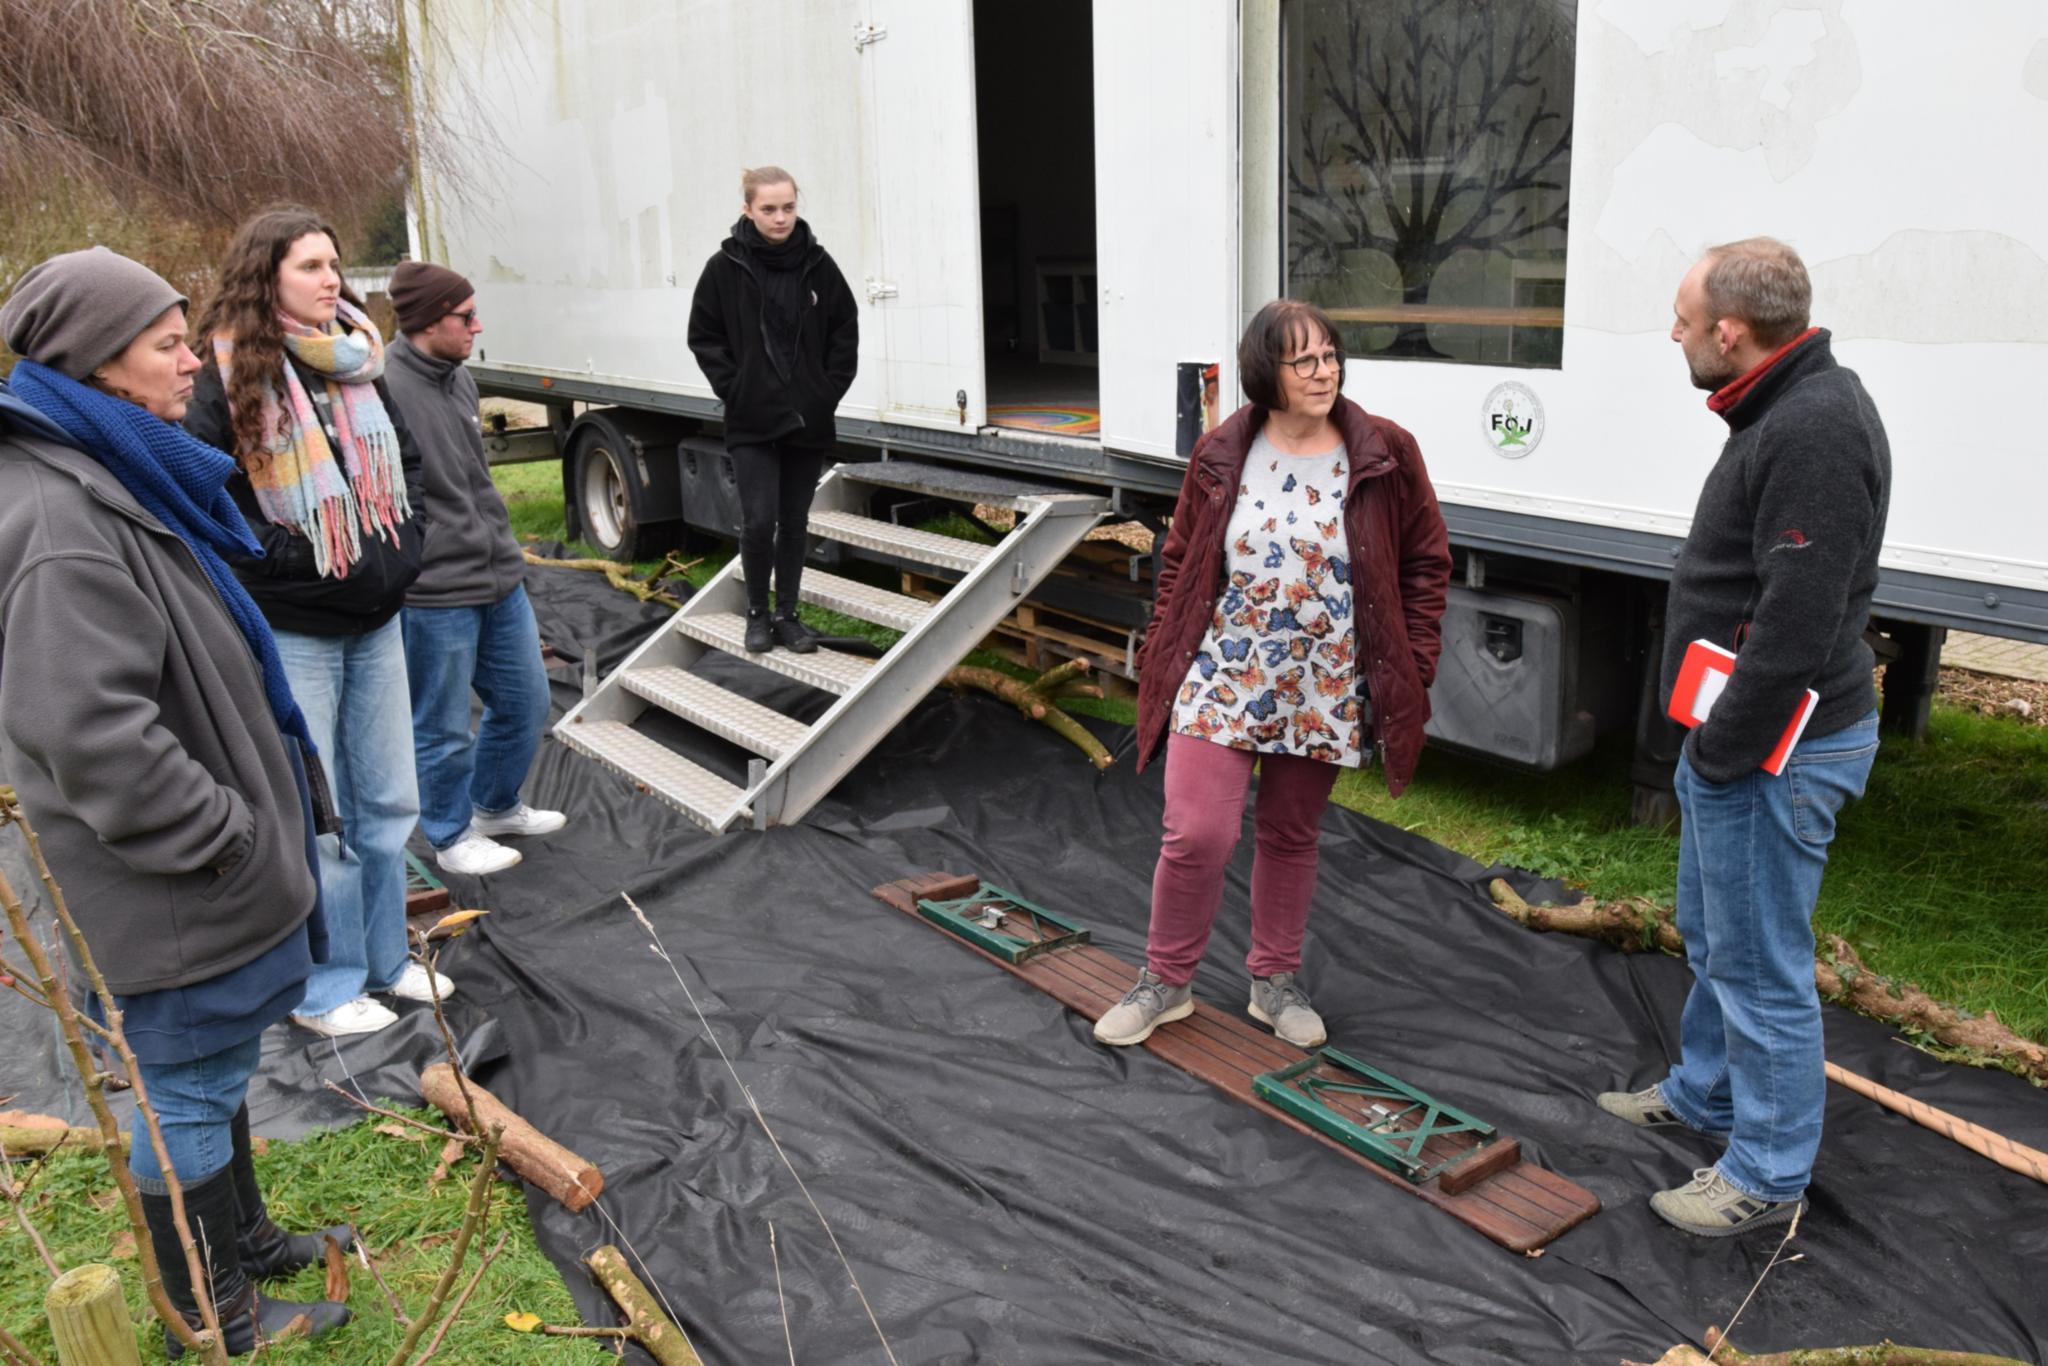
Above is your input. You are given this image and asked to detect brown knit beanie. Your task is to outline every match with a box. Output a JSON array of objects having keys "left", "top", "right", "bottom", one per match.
[
  {"left": 1, "top": 246, "right": 188, "bottom": 380},
  {"left": 389, "top": 261, "right": 475, "bottom": 335}
]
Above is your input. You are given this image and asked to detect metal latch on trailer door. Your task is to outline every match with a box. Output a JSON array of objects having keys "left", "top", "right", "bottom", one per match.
[
  {"left": 853, "top": 21, "right": 887, "bottom": 51},
  {"left": 865, "top": 279, "right": 898, "bottom": 304}
]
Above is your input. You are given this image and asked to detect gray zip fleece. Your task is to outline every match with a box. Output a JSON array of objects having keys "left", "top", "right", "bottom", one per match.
[
  {"left": 0, "top": 409, "right": 317, "bottom": 994},
  {"left": 385, "top": 337, "right": 526, "bottom": 608}
]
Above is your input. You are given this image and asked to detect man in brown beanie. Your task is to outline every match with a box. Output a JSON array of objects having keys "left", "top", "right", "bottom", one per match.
[{"left": 382, "top": 261, "right": 566, "bottom": 878}]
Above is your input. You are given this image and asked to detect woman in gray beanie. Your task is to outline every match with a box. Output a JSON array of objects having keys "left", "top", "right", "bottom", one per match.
[{"left": 1, "top": 246, "right": 352, "bottom": 1355}]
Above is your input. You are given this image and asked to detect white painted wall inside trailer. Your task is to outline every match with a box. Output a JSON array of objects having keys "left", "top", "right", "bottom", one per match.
[
  {"left": 1244, "top": 0, "right": 2048, "bottom": 598},
  {"left": 415, "top": 0, "right": 984, "bottom": 434}
]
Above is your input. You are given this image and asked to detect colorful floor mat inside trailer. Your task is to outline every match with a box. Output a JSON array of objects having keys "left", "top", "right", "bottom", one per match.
[{"left": 5, "top": 555, "right": 2045, "bottom": 1365}]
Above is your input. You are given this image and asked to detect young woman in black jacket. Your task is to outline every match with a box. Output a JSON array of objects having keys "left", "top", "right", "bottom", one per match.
[
  {"left": 185, "top": 205, "right": 445, "bottom": 1038},
  {"left": 687, "top": 166, "right": 860, "bottom": 654}
]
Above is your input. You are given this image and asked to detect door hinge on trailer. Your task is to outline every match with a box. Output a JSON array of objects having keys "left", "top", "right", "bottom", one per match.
[
  {"left": 853, "top": 21, "right": 887, "bottom": 51},
  {"left": 865, "top": 278, "right": 899, "bottom": 303}
]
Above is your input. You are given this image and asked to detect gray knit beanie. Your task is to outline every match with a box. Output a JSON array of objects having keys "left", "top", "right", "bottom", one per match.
[{"left": 0, "top": 246, "right": 188, "bottom": 380}]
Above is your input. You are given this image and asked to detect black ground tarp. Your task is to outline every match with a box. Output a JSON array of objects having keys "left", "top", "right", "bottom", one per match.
[{"left": 4, "top": 558, "right": 2044, "bottom": 1365}]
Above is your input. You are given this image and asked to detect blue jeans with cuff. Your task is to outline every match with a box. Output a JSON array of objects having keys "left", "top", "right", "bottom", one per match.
[
  {"left": 128, "top": 1035, "right": 263, "bottom": 1191},
  {"left": 1659, "top": 710, "right": 1880, "bottom": 1202},
  {"left": 403, "top": 584, "right": 552, "bottom": 849},
  {"left": 276, "top": 616, "right": 420, "bottom": 1015}
]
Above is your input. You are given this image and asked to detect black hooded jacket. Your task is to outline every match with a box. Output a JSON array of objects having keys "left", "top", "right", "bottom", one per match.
[{"left": 686, "top": 220, "right": 860, "bottom": 450}]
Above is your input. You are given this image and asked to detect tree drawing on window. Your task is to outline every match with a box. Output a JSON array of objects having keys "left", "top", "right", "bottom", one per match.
[{"left": 1288, "top": 0, "right": 1573, "bottom": 358}]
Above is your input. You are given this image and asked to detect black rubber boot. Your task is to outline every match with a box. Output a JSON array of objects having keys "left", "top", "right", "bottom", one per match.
[
  {"left": 744, "top": 608, "right": 774, "bottom": 654},
  {"left": 772, "top": 613, "right": 817, "bottom": 653},
  {"left": 141, "top": 1163, "right": 351, "bottom": 1358},
  {"left": 230, "top": 1104, "right": 354, "bottom": 1279}
]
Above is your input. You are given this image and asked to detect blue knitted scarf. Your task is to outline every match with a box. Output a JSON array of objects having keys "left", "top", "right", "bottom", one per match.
[{"left": 8, "top": 360, "right": 315, "bottom": 754}]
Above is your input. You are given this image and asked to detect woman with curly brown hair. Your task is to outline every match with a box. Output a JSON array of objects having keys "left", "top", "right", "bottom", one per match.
[{"left": 186, "top": 204, "right": 445, "bottom": 1038}]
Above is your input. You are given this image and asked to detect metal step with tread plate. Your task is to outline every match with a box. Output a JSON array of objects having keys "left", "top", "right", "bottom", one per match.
[
  {"left": 733, "top": 564, "right": 932, "bottom": 633},
  {"left": 807, "top": 509, "right": 994, "bottom": 574},
  {"left": 833, "top": 459, "right": 1077, "bottom": 512},
  {"left": 619, "top": 666, "right": 813, "bottom": 760},
  {"left": 672, "top": 612, "right": 876, "bottom": 694},
  {"left": 558, "top": 718, "right": 747, "bottom": 831}
]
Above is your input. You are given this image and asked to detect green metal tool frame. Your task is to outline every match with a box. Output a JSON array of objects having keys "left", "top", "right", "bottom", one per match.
[
  {"left": 916, "top": 882, "right": 1091, "bottom": 963},
  {"left": 404, "top": 850, "right": 448, "bottom": 900},
  {"left": 1254, "top": 1047, "right": 1504, "bottom": 1185}
]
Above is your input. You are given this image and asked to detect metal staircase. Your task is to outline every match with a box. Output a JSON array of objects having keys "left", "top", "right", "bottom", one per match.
[{"left": 554, "top": 461, "right": 1107, "bottom": 832}]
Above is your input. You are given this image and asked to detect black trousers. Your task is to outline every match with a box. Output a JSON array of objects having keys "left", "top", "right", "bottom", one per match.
[{"left": 730, "top": 441, "right": 826, "bottom": 615}]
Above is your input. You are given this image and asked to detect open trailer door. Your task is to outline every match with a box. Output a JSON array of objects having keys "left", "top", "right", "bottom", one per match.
[
  {"left": 1093, "top": 2, "right": 1241, "bottom": 460},
  {"left": 858, "top": 2, "right": 987, "bottom": 432}
]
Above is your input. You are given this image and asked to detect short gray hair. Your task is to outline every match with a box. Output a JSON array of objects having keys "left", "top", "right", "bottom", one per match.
[{"left": 1701, "top": 237, "right": 1811, "bottom": 348}]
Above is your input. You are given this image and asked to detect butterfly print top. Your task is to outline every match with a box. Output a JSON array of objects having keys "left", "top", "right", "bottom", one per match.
[{"left": 1171, "top": 431, "right": 1363, "bottom": 766}]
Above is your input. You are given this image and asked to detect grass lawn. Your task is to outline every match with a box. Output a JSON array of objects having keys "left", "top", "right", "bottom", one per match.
[{"left": 0, "top": 1108, "right": 592, "bottom": 1363}]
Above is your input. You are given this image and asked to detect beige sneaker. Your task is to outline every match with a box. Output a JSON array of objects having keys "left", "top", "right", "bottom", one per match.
[
  {"left": 1650, "top": 1166, "right": 1805, "bottom": 1237},
  {"left": 1597, "top": 1084, "right": 1726, "bottom": 1138},
  {"left": 1248, "top": 973, "right": 1326, "bottom": 1048},
  {"left": 1093, "top": 969, "right": 1193, "bottom": 1046}
]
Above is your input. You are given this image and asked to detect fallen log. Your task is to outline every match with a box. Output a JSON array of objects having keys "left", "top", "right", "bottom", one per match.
[
  {"left": 944, "top": 661, "right": 1114, "bottom": 769},
  {"left": 1, "top": 1120, "right": 122, "bottom": 1158},
  {"left": 1485, "top": 881, "right": 2048, "bottom": 1086},
  {"left": 586, "top": 1245, "right": 702, "bottom": 1366},
  {"left": 417, "top": 1064, "right": 602, "bottom": 1212},
  {"left": 1622, "top": 1325, "right": 2034, "bottom": 1364}
]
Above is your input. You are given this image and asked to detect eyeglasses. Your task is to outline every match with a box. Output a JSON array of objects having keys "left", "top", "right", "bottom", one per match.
[
  {"left": 1284, "top": 349, "right": 1340, "bottom": 379},
  {"left": 451, "top": 309, "right": 480, "bottom": 327}
]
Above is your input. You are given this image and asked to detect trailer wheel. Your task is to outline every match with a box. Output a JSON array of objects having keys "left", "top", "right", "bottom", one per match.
[{"left": 571, "top": 420, "right": 679, "bottom": 561}]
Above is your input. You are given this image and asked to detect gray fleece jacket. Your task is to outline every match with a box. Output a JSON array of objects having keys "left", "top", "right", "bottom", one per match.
[
  {"left": 1661, "top": 330, "right": 1890, "bottom": 782},
  {"left": 0, "top": 392, "right": 317, "bottom": 994},
  {"left": 384, "top": 337, "right": 526, "bottom": 608}
]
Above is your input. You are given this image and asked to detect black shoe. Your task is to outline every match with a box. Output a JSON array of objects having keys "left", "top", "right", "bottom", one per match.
[
  {"left": 142, "top": 1163, "right": 350, "bottom": 1358},
  {"left": 772, "top": 614, "right": 817, "bottom": 653},
  {"left": 744, "top": 609, "right": 774, "bottom": 654},
  {"left": 230, "top": 1104, "right": 354, "bottom": 1279}
]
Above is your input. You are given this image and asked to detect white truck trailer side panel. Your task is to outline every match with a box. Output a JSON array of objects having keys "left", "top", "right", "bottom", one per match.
[
  {"left": 1312, "top": 0, "right": 2048, "bottom": 598},
  {"left": 1093, "top": 2, "right": 1241, "bottom": 460}
]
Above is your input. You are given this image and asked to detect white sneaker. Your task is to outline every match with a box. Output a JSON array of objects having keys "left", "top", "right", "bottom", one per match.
[
  {"left": 469, "top": 803, "right": 567, "bottom": 839},
  {"left": 436, "top": 829, "right": 522, "bottom": 876},
  {"left": 291, "top": 997, "right": 398, "bottom": 1037},
  {"left": 381, "top": 962, "right": 457, "bottom": 1004}
]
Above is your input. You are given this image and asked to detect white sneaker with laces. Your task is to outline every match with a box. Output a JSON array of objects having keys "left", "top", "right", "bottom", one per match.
[
  {"left": 381, "top": 962, "right": 457, "bottom": 1004},
  {"left": 437, "top": 829, "right": 522, "bottom": 876},
  {"left": 469, "top": 803, "right": 567, "bottom": 839},
  {"left": 291, "top": 997, "right": 398, "bottom": 1037}
]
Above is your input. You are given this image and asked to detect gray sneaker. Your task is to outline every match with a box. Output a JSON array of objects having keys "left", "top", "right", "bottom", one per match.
[
  {"left": 1596, "top": 1084, "right": 1726, "bottom": 1138},
  {"left": 1650, "top": 1166, "right": 1805, "bottom": 1237},
  {"left": 1093, "top": 969, "right": 1193, "bottom": 1046},
  {"left": 1248, "top": 973, "right": 1326, "bottom": 1048}
]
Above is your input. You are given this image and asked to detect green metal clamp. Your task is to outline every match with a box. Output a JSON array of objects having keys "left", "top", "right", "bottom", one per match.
[
  {"left": 1254, "top": 1047, "right": 1508, "bottom": 1187},
  {"left": 916, "top": 882, "right": 1090, "bottom": 963}
]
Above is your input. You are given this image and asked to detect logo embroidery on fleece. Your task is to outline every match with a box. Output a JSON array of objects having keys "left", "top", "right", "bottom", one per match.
[{"left": 1770, "top": 529, "right": 1812, "bottom": 553}]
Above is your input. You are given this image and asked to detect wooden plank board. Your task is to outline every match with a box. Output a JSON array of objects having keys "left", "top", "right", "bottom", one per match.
[{"left": 874, "top": 872, "right": 1600, "bottom": 1253}]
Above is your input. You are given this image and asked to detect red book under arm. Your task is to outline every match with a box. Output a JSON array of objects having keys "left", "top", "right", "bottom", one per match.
[{"left": 1666, "top": 639, "right": 1819, "bottom": 777}]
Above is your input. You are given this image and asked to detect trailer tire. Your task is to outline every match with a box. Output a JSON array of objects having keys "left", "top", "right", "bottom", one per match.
[{"left": 571, "top": 419, "right": 680, "bottom": 561}]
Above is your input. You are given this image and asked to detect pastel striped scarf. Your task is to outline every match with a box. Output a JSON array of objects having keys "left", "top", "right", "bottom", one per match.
[{"left": 212, "top": 300, "right": 410, "bottom": 578}]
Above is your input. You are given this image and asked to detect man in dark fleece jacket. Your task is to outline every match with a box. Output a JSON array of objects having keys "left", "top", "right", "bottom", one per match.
[
  {"left": 383, "top": 261, "right": 565, "bottom": 880},
  {"left": 1598, "top": 237, "right": 1890, "bottom": 1238}
]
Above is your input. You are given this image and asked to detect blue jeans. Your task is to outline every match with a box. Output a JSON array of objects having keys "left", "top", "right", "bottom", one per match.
[
  {"left": 1660, "top": 711, "right": 1880, "bottom": 1202},
  {"left": 275, "top": 617, "right": 420, "bottom": 1015},
  {"left": 402, "top": 585, "right": 553, "bottom": 849},
  {"left": 128, "top": 1035, "right": 262, "bottom": 1190}
]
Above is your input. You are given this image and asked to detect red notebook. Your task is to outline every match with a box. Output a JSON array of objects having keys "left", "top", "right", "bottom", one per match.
[{"left": 1667, "top": 639, "right": 1818, "bottom": 777}]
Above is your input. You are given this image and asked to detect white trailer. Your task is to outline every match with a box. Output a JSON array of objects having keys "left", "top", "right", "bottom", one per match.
[{"left": 411, "top": 0, "right": 2048, "bottom": 797}]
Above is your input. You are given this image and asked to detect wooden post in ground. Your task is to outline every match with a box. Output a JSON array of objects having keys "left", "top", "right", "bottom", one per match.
[{"left": 45, "top": 1263, "right": 143, "bottom": 1366}]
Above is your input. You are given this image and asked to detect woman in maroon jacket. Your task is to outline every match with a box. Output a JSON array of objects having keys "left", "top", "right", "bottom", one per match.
[{"left": 1095, "top": 299, "right": 1451, "bottom": 1050}]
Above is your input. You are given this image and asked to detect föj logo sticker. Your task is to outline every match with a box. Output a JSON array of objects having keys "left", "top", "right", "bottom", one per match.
[{"left": 1481, "top": 382, "right": 1544, "bottom": 458}]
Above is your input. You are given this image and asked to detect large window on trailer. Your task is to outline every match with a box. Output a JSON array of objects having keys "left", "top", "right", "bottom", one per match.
[{"left": 1283, "top": 0, "right": 1575, "bottom": 368}]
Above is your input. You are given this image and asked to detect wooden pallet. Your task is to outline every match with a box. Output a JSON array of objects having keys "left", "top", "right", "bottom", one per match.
[
  {"left": 873, "top": 872, "right": 1600, "bottom": 1253},
  {"left": 902, "top": 568, "right": 1143, "bottom": 679}
]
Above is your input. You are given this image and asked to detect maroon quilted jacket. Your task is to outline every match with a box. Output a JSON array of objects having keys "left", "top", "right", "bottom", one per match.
[{"left": 1134, "top": 397, "right": 1451, "bottom": 796}]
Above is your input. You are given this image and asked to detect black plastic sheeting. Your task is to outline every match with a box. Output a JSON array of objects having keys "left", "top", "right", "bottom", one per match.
[{"left": 5, "top": 559, "right": 2044, "bottom": 1365}]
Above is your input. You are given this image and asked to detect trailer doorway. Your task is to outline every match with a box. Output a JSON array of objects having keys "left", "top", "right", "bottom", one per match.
[{"left": 974, "top": 0, "right": 1100, "bottom": 442}]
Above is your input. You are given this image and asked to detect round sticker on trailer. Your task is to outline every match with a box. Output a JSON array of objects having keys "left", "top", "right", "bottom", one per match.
[{"left": 1482, "top": 381, "right": 1544, "bottom": 458}]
